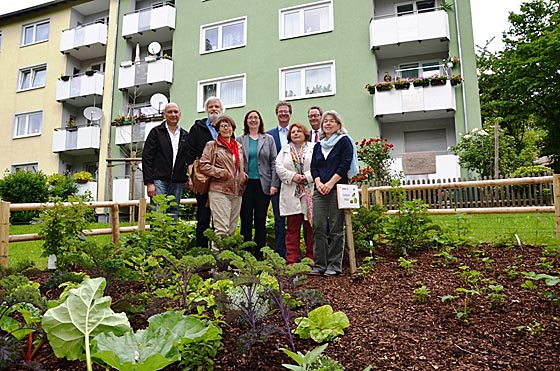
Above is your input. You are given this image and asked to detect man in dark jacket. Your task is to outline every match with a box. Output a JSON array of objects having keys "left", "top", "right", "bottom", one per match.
[
  {"left": 142, "top": 102, "right": 189, "bottom": 221},
  {"left": 186, "top": 97, "right": 223, "bottom": 248}
]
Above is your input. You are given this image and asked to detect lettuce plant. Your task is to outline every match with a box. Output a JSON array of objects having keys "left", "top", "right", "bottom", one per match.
[
  {"left": 42, "top": 277, "right": 131, "bottom": 371},
  {"left": 294, "top": 305, "right": 350, "bottom": 343}
]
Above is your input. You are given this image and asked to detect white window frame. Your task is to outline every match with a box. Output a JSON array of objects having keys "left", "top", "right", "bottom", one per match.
[
  {"left": 397, "top": 60, "right": 443, "bottom": 79},
  {"left": 17, "top": 64, "right": 47, "bottom": 91},
  {"left": 11, "top": 162, "right": 39, "bottom": 173},
  {"left": 197, "top": 74, "right": 246, "bottom": 112},
  {"left": 395, "top": 0, "right": 436, "bottom": 16},
  {"left": 279, "top": 0, "right": 333, "bottom": 40},
  {"left": 13, "top": 111, "right": 43, "bottom": 139},
  {"left": 200, "top": 16, "right": 247, "bottom": 54},
  {"left": 279, "top": 60, "right": 336, "bottom": 101},
  {"left": 21, "top": 19, "right": 50, "bottom": 46}
]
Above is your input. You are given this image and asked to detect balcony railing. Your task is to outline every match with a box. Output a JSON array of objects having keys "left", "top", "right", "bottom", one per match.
[
  {"left": 118, "top": 58, "right": 173, "bottom": 91},
  {"left": 56, "top": 72, "right": 104, "bottom": 107},
  {"left": 369, "top": 8, "right": 450, "bottom": 58},
  {"left": 52, "top": 126, "right": 101, "bottom": 153},
  {"left": 373, "top": 81, "right": 456, "bottom": 120},
  {"left": 60, "top": 21, "right": 107, "bottom": 60},
  {"left": 122, "top": 2, "right": 176, "bottom": 43},
  {"left": 114, "top": 121, "right": 159, "bottom": 145}
]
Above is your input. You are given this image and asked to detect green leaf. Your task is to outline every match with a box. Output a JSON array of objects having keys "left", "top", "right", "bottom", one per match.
[
  {"left": 294, "top": 305, "right": 350, "bottom": 343},
  {"left": 42, "top": 277, "right": 131, "bottom": 361}
]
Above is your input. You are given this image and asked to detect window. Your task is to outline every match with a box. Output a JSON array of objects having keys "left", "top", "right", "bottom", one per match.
[
  {"left": 13, "top": 111, "right": 42, "bottom": 138},
  {"left": 280, "top": 1, "right": 333, "bottom": 39},
  {"left": 397, "top": 61, "right": 442, "bottom": 79},
  {"left": 404, "top": 129, "right": 447, "bottom": 153},
  {"left": 200, "top": 17, "right": 246, "bottom": 53},
  {"left": 12, "top": 163, "right": 38, "bottom": 173},
  {"left": 280, "top": 61, "right": 335, "bottom": 100},
  {"left": 197, "top": 74, "right": 246, "bottom": 111},
  {"left": 396, "top": 0, "right": 435, "bottom": 16},
  {"left": 21, "top": 20, "right": 50, "bottom": 46},
  {"left": 18, "top": 64, "right": 47, "bottom": 91}
]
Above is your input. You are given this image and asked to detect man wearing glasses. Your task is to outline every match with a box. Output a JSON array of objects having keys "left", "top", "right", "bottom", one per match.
[
  {"left": 307, "top": 106, "right": 323, "bottom": 143},
  {"left": 266, "top": 101, "right": 292, "bottom": 258}
]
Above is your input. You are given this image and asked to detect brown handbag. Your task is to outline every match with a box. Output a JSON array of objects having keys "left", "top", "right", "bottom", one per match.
[{"left": 191, "top": 142, "right": 216, "bottom": 195}]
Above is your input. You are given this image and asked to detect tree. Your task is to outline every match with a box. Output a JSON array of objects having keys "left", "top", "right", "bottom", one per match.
[{"left": 477, "top": 0, "right": 560, "bottom": 172}]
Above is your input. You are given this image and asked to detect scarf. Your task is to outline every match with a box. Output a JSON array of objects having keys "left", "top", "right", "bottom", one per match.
[
  {"left": 218, "top": 135, "right": 240, "bottom": 170},
  {"left": 290, "top": 142, "right": 313, "bottom": 224},
  {"left": 319, "top": 133, "right": 359, "bottom": 178}
]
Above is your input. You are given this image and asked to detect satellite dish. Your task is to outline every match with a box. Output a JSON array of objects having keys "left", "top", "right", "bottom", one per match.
[
  {"left": 83, "top": 106, "right": 103, "bottom": 122},
  {"left": 148, "top": 41, "right": 161, "bottom": 55},
  {"left": 150, "top": 93, "right": 168, "bottom": 113}
]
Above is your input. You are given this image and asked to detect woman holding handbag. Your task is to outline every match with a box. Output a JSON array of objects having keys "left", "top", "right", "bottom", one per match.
[{"left": 200, "top": 115, "right": 248, "bottom": 238}]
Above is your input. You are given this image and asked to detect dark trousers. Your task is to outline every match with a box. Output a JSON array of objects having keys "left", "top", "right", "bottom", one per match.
[
  {"left": 312, "top": 189, "right": 344, "bottom": 273},
  {"left": 240, "top": 179, "right": 271, "bottom": 259},
  {"left": 195, "top": 193, "right": 211, "bottom": 248},
  {"left": 285, "top": 214, "right": 313, "bottom": 264},
  {"left": 271, "top": 192, "right": 286, "bottom": 259}
]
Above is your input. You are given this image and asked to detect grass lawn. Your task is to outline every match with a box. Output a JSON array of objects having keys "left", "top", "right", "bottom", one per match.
[{"left": 7, "top": 213, "right": 558, "bottom": 270}]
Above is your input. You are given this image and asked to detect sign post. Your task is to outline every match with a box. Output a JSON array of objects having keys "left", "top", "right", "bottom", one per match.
[{"left": 336, "top": 184, "right": 360, "bottom": 274}]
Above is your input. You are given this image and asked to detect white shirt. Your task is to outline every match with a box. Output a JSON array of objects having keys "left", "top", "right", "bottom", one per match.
[
  {"left": 278, "top": 125, "right": 289, "bottom": 148},
  {"left": 166, "top": 122, "right": 181, "bottom": 168},
  {"left": 310, "top": 129, "right": 322, "bottom": 143}
]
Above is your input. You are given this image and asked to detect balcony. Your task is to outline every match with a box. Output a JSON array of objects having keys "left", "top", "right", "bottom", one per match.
[
  {"left": 370, "top": 9, "right": 450, "bottom": 59},
  {"left": 52, "top": 126, "right": 101, "bottom": 154},
  {"left": 60, "top": 21, "right": 108, "bottom": 60},
  {"left": 56, "top": 72, "right": 104, "bottom": 107},
  {"left": 122, "top": 2, "right": 176, "bottom": 44},
  {"left": 114, "top": 121, "right": 159, "bottom": 145},
  {"left": 373, "top": 82, "right": 456, "bottom": 122},
  {"left": 77, "top": 181, "right": 98, "bottom": 201},
  {"left": 118, "top": 58, "right": 173, "bottom": 94}
]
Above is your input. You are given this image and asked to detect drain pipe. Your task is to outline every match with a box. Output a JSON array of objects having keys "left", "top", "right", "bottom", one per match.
[{"left": 453, "top": 0, "right": 469, "bottom": 134}]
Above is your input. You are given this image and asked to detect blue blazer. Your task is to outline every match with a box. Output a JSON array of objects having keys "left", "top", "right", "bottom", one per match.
[{"left": 266, "top": 127, "right": 282, "bottom": 153}]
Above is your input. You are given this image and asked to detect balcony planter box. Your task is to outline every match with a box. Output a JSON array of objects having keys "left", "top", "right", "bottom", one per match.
[
  {"left": 145, "top": 55, "right": 158, "bottom": 63},
  {"left": 430, "top": 78, "right": 447, "bottom": 86},
  {"left": 413, "top": 79, "right": 430, "bottom": 87},
  {"left": 376, "top": 83, "right": 393, "bottom": 92},
  {"left": 394, "top": 82, "right": 411, "bottom": 90},
  {"left": 85, "top": 70, "right": 95, "bottom": 76},
  {"left": 60, "top": 75, "right": 70, "bottom": 82},
  {"left": 66, "top": 126, "right": 78, "bottom": 132}
]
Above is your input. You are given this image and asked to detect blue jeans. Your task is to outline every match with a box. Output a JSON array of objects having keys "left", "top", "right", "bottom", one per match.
[
  {"left": 271, "top": 192, "right": 286, "bottom": 259},
  {"left": 153, "top": 180, "right": 183, "bottom": 221}
]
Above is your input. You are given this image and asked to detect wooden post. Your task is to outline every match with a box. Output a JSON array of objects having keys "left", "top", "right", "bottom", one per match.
[
  {"left": 361, "top": 184, "right": 369, "bottom": 208},
  {"left": 344, "top": 209, "right": 357, "bottom": 274},
  {"left": 554, "top": 174, "right": 560, "bottom": 240},
  {"left": 0, "top": 202, "right": 10, "bottom": 268},
  {"left": 110, "top": 204, "right": 120, "bottom": 244},
  {"left": 138, "top": 198, "right": 147, "bottom": 231},
  {"left": 375, "top": 189, "right": 383, "bottom": 206}
]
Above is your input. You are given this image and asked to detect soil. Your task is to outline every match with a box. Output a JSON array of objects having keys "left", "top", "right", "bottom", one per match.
[{"left": 18, "top": 244, "right": 560, "bottom": 370}]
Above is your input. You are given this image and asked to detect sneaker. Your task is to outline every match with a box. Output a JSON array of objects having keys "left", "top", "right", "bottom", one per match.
[
  {"left": 324, "top": 269, "right": 339, "bottom": 276},
  {"left": 309, "top": 268, "right": 324, "bottom": 276}
]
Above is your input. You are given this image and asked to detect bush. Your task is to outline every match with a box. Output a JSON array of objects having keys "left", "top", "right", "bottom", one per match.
[
  {"left": 48, "top": 174, "right": 78, "bottom": 200},
  {"left": 0, "top": 170, "right": 49, "bottom": 223}
]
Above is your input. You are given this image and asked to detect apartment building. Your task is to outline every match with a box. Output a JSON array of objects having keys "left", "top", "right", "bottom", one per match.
[{"left": 0, "top": 0, "right": 118, "bottom": 201}]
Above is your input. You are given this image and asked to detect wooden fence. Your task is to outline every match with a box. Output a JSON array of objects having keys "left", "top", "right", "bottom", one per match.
[{"left": 1, "top": 175, "right": 559, "bottom": 268}]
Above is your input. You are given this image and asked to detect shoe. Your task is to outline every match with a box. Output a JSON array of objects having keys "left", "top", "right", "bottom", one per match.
[
  {"left": 309, "top": 268, "right": 324, "bottom": 275},
  {"left": 324, "top": 269, "right": 339, "bottom": 276}
]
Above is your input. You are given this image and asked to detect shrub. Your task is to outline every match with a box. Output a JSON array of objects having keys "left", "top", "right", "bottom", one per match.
[
  {"left": 48, "top": 174, "right": 78, "bottom": 200},
  {"left": 351, "top": 205, "right": 385, "bottom": 252},
  {"left": 0, "top": 170, "right": 49, "bottom": 223},
  {"left": 350, "top": 138, "right": 394, "bottom": 185}
]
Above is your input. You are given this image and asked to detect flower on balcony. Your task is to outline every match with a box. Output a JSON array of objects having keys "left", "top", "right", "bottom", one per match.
[
  {"left": 375, "top": 81, "right": 394, "bottom": 92},
  {"left": 450, "top": 74, "right": 463, "bottom": 86},
  {"left": 429, "top": 74, "right": 448, "bottom": 86},
  {"left": 394, "top": 78, "right": 411, "bottom": 90},
  {"left": 73, "top": 171, "right": 94, "bottom": 184},
  {"left": 444, "top": 55, "right": 460, "bottom": 68},
  {"left": 66, "top": 118, "right": 77, "bottom": 127},
  {"left": 413, "top": 77, "right": 430, "bottom": 87},
  {"left": 365, "top": 83, "right": 376, "bottom": 94}
]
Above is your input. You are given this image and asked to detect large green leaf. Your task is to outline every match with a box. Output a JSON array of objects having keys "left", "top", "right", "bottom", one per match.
[
  {"left": 42, "top": 277, "right": 131, "bottom": 361},
  {"left": 294, "top": 305, "right": 350, "bottom": 343}
]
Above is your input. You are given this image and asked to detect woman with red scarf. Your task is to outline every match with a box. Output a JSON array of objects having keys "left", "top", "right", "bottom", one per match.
[{"left": 200, "top": 115, "right": 247, "bottom": 238}]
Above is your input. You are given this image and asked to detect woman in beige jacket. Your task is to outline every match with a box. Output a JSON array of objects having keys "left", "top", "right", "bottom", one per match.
[
  {"left": 275, "top": 122, "right": 314, "bottom": 264},
  {"left": 200, "top": 115, "right": 247, "bottom": 237}
]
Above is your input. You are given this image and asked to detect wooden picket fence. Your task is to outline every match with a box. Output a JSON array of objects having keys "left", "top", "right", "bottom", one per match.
[{"left": 1, "top": 175, "right": 559, "bottom": 268}]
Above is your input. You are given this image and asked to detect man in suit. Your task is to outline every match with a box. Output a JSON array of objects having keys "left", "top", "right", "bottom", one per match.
[
  {"left": 142, "top": 102, "right": 189, "bottom": 221},
  {"left": 266, "top": 101, "right": 291, "bottom": 258},
  {"left": 186, "top": 97, "right": 223, "bottom": 248},
  {"left": 308, "top": 106, "right": 323, "bottom": 143}
]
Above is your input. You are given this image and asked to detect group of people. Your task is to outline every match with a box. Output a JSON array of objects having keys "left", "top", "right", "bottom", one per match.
[{"left": 142, "top": 98, "right": 358, "bottom": 276}]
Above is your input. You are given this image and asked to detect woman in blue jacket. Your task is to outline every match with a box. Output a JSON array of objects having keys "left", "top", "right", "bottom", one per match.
[{"left": 310, "top": 110, "right": 358, "bottom": 276}]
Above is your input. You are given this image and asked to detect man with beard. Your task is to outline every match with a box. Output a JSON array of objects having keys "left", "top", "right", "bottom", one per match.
[{"left": 186, "top": 96, "right": 223, "bottom": 248}]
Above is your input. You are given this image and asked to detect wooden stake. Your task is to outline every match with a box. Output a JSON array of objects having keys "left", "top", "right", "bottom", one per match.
[
  {"left": 344, "top": 209, "right": 357, "bottom": 274},
  {"left": 110, "top": 204, "right": 120, "bottom": 244},
  {"left": 553, "top": 174, "right": 560, "bottom": 240},
  {"left": 138, "top": 198, "right": 147, "bottom": 231},
  {"left": 0, "top": 202, "right": 10, "bottom": 268}
]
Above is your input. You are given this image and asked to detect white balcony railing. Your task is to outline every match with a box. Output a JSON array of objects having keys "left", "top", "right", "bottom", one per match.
[
  {"left": 373, "top": 82, "right": 456, "bottom": 119},
  {"left": 77, "top": 181, "right": 98, "bottom": 201},
  {"left": 122, "top": 2, "right": 176, "bottom": 41},
  {"left": 56, "top": 73, "right": 104, "bottom": 106},
  {"left": 369, "top": 9, "right": 449, "bottom": 56},
  {"left": 114, "top": 121, "right": 159, "bottom": 145},
  {"left": 118, "top": 58, "right": 173, "bottom": 90},
  {"left": 52, "top": 126, "right": 101, "bottom": 153},
  {"left": 60, "top": 21, "right": 107, "bottom": 59}
]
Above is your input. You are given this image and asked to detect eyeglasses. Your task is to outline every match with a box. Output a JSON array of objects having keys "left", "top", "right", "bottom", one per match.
[
  {"left": 308, "top": 114, "right": 320, "bottom": 118},
  {"left": 219, "top": 123, "right": 232, "bottom": 129},
  {"left": 277, "top": 110, "right": 290, "bottom": 114}
]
